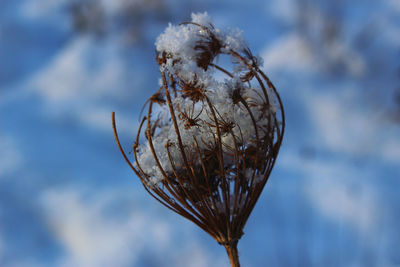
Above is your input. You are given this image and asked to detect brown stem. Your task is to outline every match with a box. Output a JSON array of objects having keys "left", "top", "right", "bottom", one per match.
[{"left": 224, "top": 242, "right": 240, "bottom": 267}]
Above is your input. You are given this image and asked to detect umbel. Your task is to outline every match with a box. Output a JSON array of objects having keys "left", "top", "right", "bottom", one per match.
[{"left": 112, "top": 12, "right": 285, "bottom": 267}]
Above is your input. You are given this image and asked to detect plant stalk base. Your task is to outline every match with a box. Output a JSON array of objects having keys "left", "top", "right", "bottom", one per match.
[{"left": 224, "top": 242, "right": 240, "bottom": 267}]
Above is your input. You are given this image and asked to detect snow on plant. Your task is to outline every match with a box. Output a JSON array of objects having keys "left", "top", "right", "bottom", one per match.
[{"left": 112, "top": 12, "right": 285, "bottom": 267}]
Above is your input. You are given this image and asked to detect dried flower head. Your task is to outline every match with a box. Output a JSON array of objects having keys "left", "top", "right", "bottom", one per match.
[{"left": 112, "top": 12, "right": 285, "bottom": 267}]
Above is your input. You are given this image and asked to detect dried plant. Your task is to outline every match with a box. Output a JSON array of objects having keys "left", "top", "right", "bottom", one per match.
[{"left": 112, "top": 13, "right": 285, "bottom": 267}]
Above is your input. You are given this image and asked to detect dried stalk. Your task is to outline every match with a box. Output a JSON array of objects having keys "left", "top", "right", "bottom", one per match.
[{"left": 225, "top": 241, "right": 240, "bottom": 267}]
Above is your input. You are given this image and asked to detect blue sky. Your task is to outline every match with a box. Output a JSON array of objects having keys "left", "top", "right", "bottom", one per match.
[{"left": 1, "top": 0, "right": 400, "bottom": 266}]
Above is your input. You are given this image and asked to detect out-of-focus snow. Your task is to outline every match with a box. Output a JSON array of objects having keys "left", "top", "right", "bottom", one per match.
[
  {"left": 262, "top": 34, "right": 316, "bottom": 73},
  {"left": 29, "top": 37, "right": 129, "bottom": 103},
  {"left": 40, "top": 188, "right": 226, "bottom": 267},
  {"left": 262, "top": 33, "right": 365, "bottom": 76},
  {"left": 305, "top": 164, "right": 380, "bottom": 237}
]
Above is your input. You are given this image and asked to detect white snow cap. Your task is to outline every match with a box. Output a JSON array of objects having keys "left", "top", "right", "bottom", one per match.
[
  {"left": 155, "top": 12, "right": 249, "bottom": 74},
  {"left": 191, "top": 12, "right": 212, "bottom": 25}
]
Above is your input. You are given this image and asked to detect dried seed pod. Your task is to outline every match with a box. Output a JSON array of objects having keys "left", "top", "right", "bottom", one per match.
[{"left": 112, "top": 12, "right": 285, "bottom": 267}]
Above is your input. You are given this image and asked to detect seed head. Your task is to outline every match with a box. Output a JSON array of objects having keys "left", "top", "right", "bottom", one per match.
[{"left": 112, "top": 12, "right": 285, "bottom": 258}]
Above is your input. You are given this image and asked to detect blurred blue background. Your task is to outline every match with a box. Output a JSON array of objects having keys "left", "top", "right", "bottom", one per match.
[{"left": 1, "top": 0, "right": 399, "bottom": 266}]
